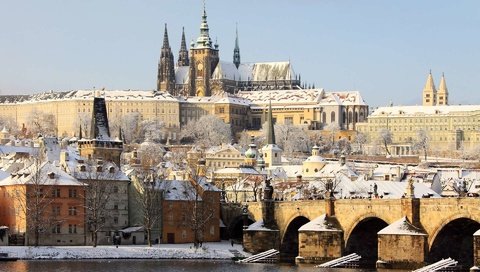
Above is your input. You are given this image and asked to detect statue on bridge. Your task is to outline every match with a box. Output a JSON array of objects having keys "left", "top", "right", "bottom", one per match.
[{"left": 263, "top": 177, "right": 274, "bottom": 201}]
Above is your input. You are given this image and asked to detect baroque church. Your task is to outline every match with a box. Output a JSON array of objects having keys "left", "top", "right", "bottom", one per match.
[{"left": 157, "top": 5, "right": 302, "bottom": 97}]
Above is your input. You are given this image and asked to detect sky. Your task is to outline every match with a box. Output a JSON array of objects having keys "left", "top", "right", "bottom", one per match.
[{"left": 1, "top": 0, "right": 479, "bottom": 107}]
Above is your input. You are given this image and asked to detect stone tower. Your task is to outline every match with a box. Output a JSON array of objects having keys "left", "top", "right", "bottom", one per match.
[
  {"left": 177, "top": 27, "right": 190, "bottom": 67},
  {"left": 188, "top": 4, "right": 219, "bottom": 97},
  {"left": 422, "top": 71, "right": 436, "bottom": 106},
  {"left": 78, "top": 93, "right": 123, "bottom": 165},
  {"left": 437, "top": 73, "right": 449, "bottom": 106},
  {"left": 157, "top": 24, "right": 176, "bottom": 94},
  {"left": 233, "top": 24, "right": 241, "bottom": 68}
]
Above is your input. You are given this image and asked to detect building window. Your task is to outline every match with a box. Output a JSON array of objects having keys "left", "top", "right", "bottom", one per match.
[
  {"left": 68, "top": 189, "right": 77, "bottom": 198},
  {"left": 52, "top": 206, "right": 61, "bottom": 216},
  {"left": 113, "top": 217, "right": 118, "bottom": 224},
  {"left": 69, "top": 224, "right": 77, "bottom": 234},
  {"left": 331, "top": 112, "right": 336, "bottom": 122},
  {"left": 113, "top": 186, "right": 118, "bottom": 193},
  {"left": 52, "top": 224, "right": 61, "bottom": 234},
  {"left": 52, "top": 188, "right": 61, "bottom": 198},
  {"left": 68, "top": 206, "right": 77, "bottom": 216}
]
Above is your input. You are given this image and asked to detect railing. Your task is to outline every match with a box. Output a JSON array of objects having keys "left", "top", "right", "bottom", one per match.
[
  {"left": 236, "top": 249, "right": 279, "bottom": 263},
  {"left": 315, "top": 253, "right": 361, "bottom": 268},
  {"left": 413, "top": 258, "right": 458, "bottom": 272}
]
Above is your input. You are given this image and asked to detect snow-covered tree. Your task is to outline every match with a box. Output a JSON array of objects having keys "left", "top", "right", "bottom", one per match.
[
  {"left": 274, "top": 123, "right": 310, "bottom": 154},
  {"left": 137, "top": 142, "right": 165, "bottom": 167},
  {"left": 413, "top": 129, "right": 429, "bottom": 161},
  {"left": 335, "top": 138, "right": 352, "bottom": 155},
  {"left": 352, "top": 131, "right": 367, "bottom": 154},
  {"left": 137, "top": 118, "right": 166, "bottom": 143},
  {"left": 180, "top": 115, "right": 232, "bottom": 147},
  {"left": 73, "top": 113, "right": 91, "bottom": 138},
  {"left": 378, "top": 128, "right": 392, "bottom": 156},
  {"left": 110, "top": 112, "right": 140, "bottom": 143},
  {"left": 26, "top": 109, "right": 56, "bottom": 137},
  {"left": 325, "top": 123, "right": 340, "bottom": 146}
]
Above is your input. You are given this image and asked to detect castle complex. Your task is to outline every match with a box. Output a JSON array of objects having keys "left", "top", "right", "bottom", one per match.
[{"left": 0, "top": 4, "right": 367, "bottom": 139}]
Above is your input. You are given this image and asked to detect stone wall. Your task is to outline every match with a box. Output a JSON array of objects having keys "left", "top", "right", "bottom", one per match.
[
  {"left": 297, "top": 230, "right": 343, "bottom": 264},
  {"left": 378, "top": 234, "right": 427, "bottom": 269},
  {"left": 243, "top": 230, "right": 280, "bottom": 253}
]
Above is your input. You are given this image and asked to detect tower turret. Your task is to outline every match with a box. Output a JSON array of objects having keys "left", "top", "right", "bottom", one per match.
[
  {"left": 437, "top": 72, "right": 449, "bottom": 105},
  {"left": 157, "top": 24, "right": 176, "bottom": 94},
  {"left": 422, "top": 71, "right": 436, "bottom": 106},
  {"left": 262, "top": 100, "right": 282, "bottom": 167},
  {"left": 189, "top": 2, "right": 219, "bottom": 97},
  {"left": 233, "top": 24, "right": 241, "bottom": 68},
  {"left": 177, "top": 27, "right": 190, "bottom": 67}
]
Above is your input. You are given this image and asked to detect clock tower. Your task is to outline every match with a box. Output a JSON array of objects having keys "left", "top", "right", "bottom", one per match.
[{"left": 189, "top": 3, "right": 219, "bottom": 97}]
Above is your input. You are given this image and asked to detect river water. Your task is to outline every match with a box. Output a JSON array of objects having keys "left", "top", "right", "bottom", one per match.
[{"left": 0, "top": 259, "right": 410, "bottom": 272}]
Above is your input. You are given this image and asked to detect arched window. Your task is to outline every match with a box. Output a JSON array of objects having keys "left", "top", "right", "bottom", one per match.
[
  {"left": 331, "top": 111, "right": 335, "bottom": 122},
  {"left": 348, "top": 111, "right": 353, "bottom": 124},
  {"left": 322, "top": 112, "right": 327, "bottom": 123}
]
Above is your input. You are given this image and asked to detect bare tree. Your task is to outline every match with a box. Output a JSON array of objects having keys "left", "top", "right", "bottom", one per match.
[
  {"left": 137, "top": 118, "right": 166, "bottom": 143},
  {"left": 136, "top": 170, "right": 163, "bottom": 247},
  {"left": 271, "top": 123, "right": 310, "bottom": 155},
  {"left": 180, "top": 115, "right": 232, "bottom": 147},
  {"left": 73, "top": 113, "right": 91, "bottom": 138},
  {"left": 413, "top": 129, "right": 429, "bottom": 161},
  {"left": 137, "top": 142, "right": 165, "bottom": 167},
  {"left": 183, "top": 164, "right": 217, "bottom": 249},
  {"left": 110, "top": 112, "right": 141, "bottom": 143},
  {"left": 335, "top": 138, "right": 352, "bottom": 155},
  {"left": 13, "top": 154, "right": 62, "bottom": 246},
  {"left": 378, "top": 128, "right": 392, "bottom": 156},
  {"left": 76, "top": 161, "right": 117, "bottom": 247}
]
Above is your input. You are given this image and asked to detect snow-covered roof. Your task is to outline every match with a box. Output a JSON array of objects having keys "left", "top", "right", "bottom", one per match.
[
  {"left": 237, "top": 89, "right": 323, "bottom": 106},
  {"left": 0, "top": 161, "right": 84, "bottom": 186},
  {"left": 0, "top": 89, "right": 178, "bottom": 104},
  {"left": 245, "top": 220, "right": 275, "bottom": 231},
  {"left": 215, "top": 167, "right": 260, "bottom": 175},
  {"left": 328, "top": 91, "right": 367, "bottom": 106},
  {"left": 377, "top": 217, "right": 426, "bottom": 236},
  {"left": 175, "top": 66, "right": 190, "bottom": 84},
  {"left": 298, "top": 214, "right": 341, "bottom": 232},
  {"left": 157, "top": 180, "right": 201, "bottom": 201},
  {"left": 370, "top": 104, "right": 480, "bottom": 117},
  {"left": 0, "top": 145, "right": 39, "bottom": 156},
  {"left": 212, "top": 61, "right": 240, "bottom": 80},
  {"left": 120, "top": 226, "right": 144, "bottom": 233},
  {"left": 237, "top": 61, "right": 296, "bottom": 81}
]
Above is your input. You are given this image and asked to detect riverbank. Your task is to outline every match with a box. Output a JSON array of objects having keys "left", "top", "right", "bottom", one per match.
[{"left": 0, "top": 241, "right": 249, "bottom": 260}]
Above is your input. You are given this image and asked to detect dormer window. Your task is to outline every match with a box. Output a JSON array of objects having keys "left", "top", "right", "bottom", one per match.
[
  {"left": 96, "top": 166, "right": 102, "bottom": 172},
  {"left": 48, "top": 172, "right": 55, "bottom": 179},
  {"left": 79, "top": 165, "right": 86, "bottom": 172},
  {"left": 109, "top": 166, "right": 115, "bottom": 174}
]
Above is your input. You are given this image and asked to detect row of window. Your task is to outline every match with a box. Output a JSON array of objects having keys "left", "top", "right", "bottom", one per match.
[
  {"left": 52, "top": 224, "right": 78, "bottom": 234},
  {"left": 52, "top": 206, "right": 77, "bottom": 216}
]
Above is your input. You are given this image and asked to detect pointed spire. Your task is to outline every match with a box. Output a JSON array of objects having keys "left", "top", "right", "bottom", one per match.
[
  {"left": 195, "top": 0, "right": 213, "bottom": 49},
  {"left": 438, "top": 72, "right": 448, "bottom": 93},
  {"left": 118, "top": 126, "right": 123, "bottom": 142},
  {"left": 423, "top": 70, "right": 436, "bottom": 92},
  {"left": 266, "top": 100, "right": 276, "bottom": 145},
  {"left": 233, "top": 23, "right": 241, "bottom": 68},
  {"left": 79, "top": 124, "right": 83, "bottom": 139},
  {"left": 177, "top": 27, "right": 190, "bottom": 66},
  {"left": 162, "top": 23, "right": 170, "bottom": 49}
]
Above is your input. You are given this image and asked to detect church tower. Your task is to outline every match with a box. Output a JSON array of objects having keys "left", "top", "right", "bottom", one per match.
[
  {"left": 189, "top": 3, "right": 219, "bottom": 97},
  {"left": 233, "top": 25, "right": 241, "bottom": 68},
  {"left": 157, "top": 24, "right": 176, "bottom": 94},
  {"left": 437, "top": 73, "right": 449, "bottom": 106},
  {"left": 177, "top": 27, "right": 190, "bottom": 67},
  {"left": 422, "top": 71, "right": 437, "bottom": 106},
  {"left": 262, "top": 101, "right": 282, "bottom": 167}
]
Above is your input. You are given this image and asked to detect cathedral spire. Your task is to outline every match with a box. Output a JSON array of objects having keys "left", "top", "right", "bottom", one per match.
[
  {"left": 423, "top": 70, "right": 436, "bottom": 92},
  {"left": 266, "top": 100, "right": 276, "bottom": 145},
  {"left": 157, "top": 23, "right": 176, "bottom": 93},
  {"left": 177, "top": 27, "right": 190, "bottom": 66},
  {"left": 233, "top": 23, "right": 241, "bottom": 68},
  {"left": 437, "top": 72, "right": 449, "bottom": 105},
  {"left": 195, "top": 0, "right": 213, "bottom": 48}
]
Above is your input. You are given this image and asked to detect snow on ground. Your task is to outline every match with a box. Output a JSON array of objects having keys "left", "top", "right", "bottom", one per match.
[{"left": 0, "top": 241, "right": 250, "bottom": 260}]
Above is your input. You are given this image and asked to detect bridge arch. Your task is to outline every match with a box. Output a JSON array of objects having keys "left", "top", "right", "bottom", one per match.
[
  {"left": 280, "top": 215, "right": 310, "bottom": 262},
  {"left": 229, "top": 215, "right": 254, "bottom": 241},
  {"left": 344, "top": 215, "right": 389, "bottom": 268},
  {"left": 428, "top": 216, "right": 480, "bottom": 268},
  {"left": 344, "top": 212, "right": 392, "bottom": 244}
]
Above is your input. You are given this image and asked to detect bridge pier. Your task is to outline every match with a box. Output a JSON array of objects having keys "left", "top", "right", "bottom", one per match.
[
  {"left": 296, "top": 214, "right": 343, "bottom": 264},
  {"left": 377, "top": 217, "right": 428, "bottom": 269},
  {"left": 471, "top": 230, "right": 480, "bottom": 271}
]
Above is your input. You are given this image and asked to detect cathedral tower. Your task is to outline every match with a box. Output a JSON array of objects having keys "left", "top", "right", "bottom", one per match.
[
  {"left": 157, "top": 24, "right": 176, "bottom": 94},
  {"left": 422, "top": 71, "right": 437, "bottom": 106},
  {"left": 189, "top": 4, "right": 219, "bottom": 97},
  {"left": 177, "top": 27, "right": 190, "bottom": 67},
  {"left": 437, "top": 73, "right": 449, "bottom": 106},
  {"left": 262, "top": 101, "right": 282, "bottom": 167},
  {"left": 233, "top": 25, "right": 241, "bottom": 68}
]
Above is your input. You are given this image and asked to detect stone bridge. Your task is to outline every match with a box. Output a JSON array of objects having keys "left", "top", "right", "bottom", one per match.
[{"left": 241, "top": 198, "right": 480, "bottom": 270}]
